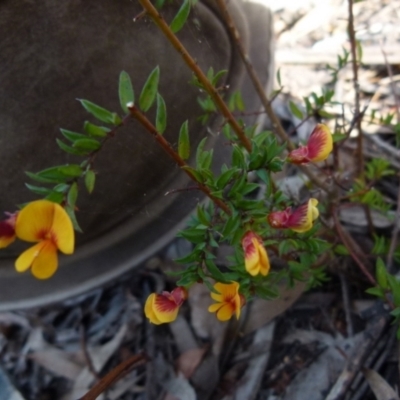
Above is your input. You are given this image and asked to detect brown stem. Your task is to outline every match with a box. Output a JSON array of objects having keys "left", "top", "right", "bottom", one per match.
[
  {"left": 333, "top": 211, "right": 394, "bottom": 308},
  {"left": 78, "top": 353, "right": 148, "bottom": 400},
  {"left": 347, "top": 0, "right": 364, "bottom": 177},
  {"left": 333, "top": 209, "right": 376, "bottom": 285},
  {"left": 215, "top": 0, "right": 336, "bottom": 196},
  {"left": 138, "top": 0, "right": 252, "bottom": 152},
  {"left": 128, "top": 105, "right": 232, "bottom": 215}
]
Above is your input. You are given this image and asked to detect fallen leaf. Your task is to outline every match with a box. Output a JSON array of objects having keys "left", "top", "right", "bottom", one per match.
[
  {"left": 244, "top": 282, "right": 305, "bottom": 334},
  {"left": 29, "top": 348, "right": 82, "bottom": 380},
  {"left": 164, "top": 374, "right": 196, "bottom": 400},
  {"left": 364, "top": 368, "right": 399, "bottom": 400},
  {"left": 176, "top": 348, "right": 207, "bottom": 379}
]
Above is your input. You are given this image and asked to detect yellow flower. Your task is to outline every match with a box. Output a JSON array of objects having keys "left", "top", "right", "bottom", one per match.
[
  {"left": 288, "top": 124, "right": 333, "bottom": 164},
  {"left": 0, "top": 213, "right": 17, "bottom": 248},
  {"left": 144, "top": 287, "right": 188, "bottom": 325},
  {"left": 242, "top": 231, "right": 270, "bottom": 276},
  {"left": 15, "top": 200, "right": 74, "bottom": 279},
  {"left": 208, "top": 282, "right": 244, "bottom": 321},
  {"left": 268, "top": 198, "right": 319, "bottom": 233}
]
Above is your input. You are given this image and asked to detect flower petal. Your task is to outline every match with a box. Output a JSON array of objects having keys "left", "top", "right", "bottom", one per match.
[
  {"left": 0, "top": 220, "right": 16, "bottom": 248},
  {"left": 287, "top": 146, "right": 309, "bottom": 164},
  {"left": 16, "top": 200, "right": 55, "bottom": 242},
  {"left": 208, "top": 303, "right": 223, "bottom": 313},
  {"left": 153, "top": 294, "right": 180, "bottom": 323},
  {"left": 15, "top": 242, "right": 46, "bottom": 273},
  {"left": 216, "top": 303, "right": 235, "bottom": 321},
  {"left": 145, "top": 294, "right": 162, "bottom": 325},
  {"left": 51, "top": 203, "right": 74, "bottom": 254},
  {"left": 31, "top": 241, "right": 58, "bottom": 279},
  {"left": 267, "top": 210, "right": 289, "bottom": 229},
  {"left": 307, "top": 124, "right": 333, "bottom": 162},
  {"left": 258, "top": 244, "right": 270, "bottom": 276},
  {"left": 288, "top": 199, "right": 319, "bottom": 233},
  {"left": 214, "top": 282, "right": 239, "bottom": 301}
]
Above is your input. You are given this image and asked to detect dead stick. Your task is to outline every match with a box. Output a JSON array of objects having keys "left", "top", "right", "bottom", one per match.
[
  {"left": 325, "top": 311, "right": 390, "bottom": 400},
  {"left": 78, "top": 353, "right": 148, "bottom": 400}
]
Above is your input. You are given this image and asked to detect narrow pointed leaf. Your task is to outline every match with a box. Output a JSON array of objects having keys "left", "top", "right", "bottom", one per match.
[
  {"left": 156, "top": 93, "right": 167, "bottom": 134},
  {"left": 85, "top": 170, "right": 96, "bottom": 194},
  {"left": 178, "top": 120, "right": 190, "bottom": 160},
  {"left": 65, "top": 205, "right": 83, "bottom": 233},
  {"left": 83, "top": 121, "right": 110, "bottom": 138},
  {"left": 79, "top": 99, "right": 121, "bottom": 125},
  {"left": 73, "top": 138, "right": 101, "bottom": 151},
  {"left": 60, "top": 129, "right": 87, "bottom": 142},
  {"left": 56, "top": 139, "right": 88, "bottom": 156},
  {"left": 170, "top": 0, "right": 191, "bottom": 33},
  {"left": 67, "top": 182, "right": 78, "bottom": 208},
  {"left": 139, "top": 66, "right": 160, "bottom": 112},
  {"left": 119, "top": 71, "right": 134, "bottom": 114},
  {"left": 25, "top": 184, "right": 53, "bottom": 196}
]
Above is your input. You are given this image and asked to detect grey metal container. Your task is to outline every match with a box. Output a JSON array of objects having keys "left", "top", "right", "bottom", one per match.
[{"left": 0, "top": 0, "right": 274, "bottom": 310}]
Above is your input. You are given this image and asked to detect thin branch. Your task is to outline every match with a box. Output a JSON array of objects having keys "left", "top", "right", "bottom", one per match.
[
  {"left": 80, "top": 324, "right": 100, "bottom": 380},
  {"left": 137, "top": 0, "right": 252, "bottom": 152},
  {"left": 128, "top": 105, "right": 232, "bottom": 215},
  {"left": 347, "top": 0, "right": 364, "bottom": 177},
  {"left": 333, "top": 209, "right": 376, "bottom": 285},
  {"left": 78, "top": 353, "right": 148, "bottom": 400},
  {"left": 215, "top": 0, "right": 336, "bottom": 196}
]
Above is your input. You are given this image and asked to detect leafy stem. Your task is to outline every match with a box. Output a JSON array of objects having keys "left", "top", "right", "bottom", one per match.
[{"left": 128, "top": 104, "right": 232, "bottom": 215}]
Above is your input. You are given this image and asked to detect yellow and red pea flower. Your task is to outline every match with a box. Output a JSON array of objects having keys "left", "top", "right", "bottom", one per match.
[
  {"left": 0, "top": 213, "right": 17, "bottom": 248},
  {"left": 14, "top": 200, "right": 75, "bottom": 279},
  {"left": 268, "top": 198, "right": 319, "bottom": 233},
  {"left": 208, "top": 281, "right": 245, "bottom": 321},
  {"left": 242, "top": 231, "right": 270, "bottom": 276},
  {"left": 144, "top": 286, "right": 188, "bottom": 325},
  {"left": 288, "top": 124, "right": 333, "bottom": 164}
]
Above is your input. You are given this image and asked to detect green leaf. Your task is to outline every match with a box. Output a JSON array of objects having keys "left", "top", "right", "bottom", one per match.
[
  {"left": 289, "top": 101, "right": 303, "bottom": 120},
  {"left": 365, "top": 286, "right": 385, "bottom": 298},
  {"left": 25, "top": 171, "right": 61, "bottom": 184},
  {"left": 334, "top": 244, "right": 350, "bottom": 255},
  {"left": 65, "top": 205, "right": 83, "bottom": 233},
  {"left": 83, "top": 121, "right": 110, "bottom": 138},
  {"left": 181, "top": 166, "right": 203, "bottom": 182},
  {"left": 56, "top": 165, "right": 83, "bottom": 177},
  {"left": 376, "top": 258, "right": 388, "bottom": 289},
  {"left": 178, "top": 120, "right": 190, "bottom": 160},
  {"left": 212, "top": 70, "right": 227, "bottom": 87},
  {"left": 85, "top": 170, "right": 96, "bottom": 194},
  {"left": 60, "top": 129, "right": 87, "bottom": 142},
  {"left": 25, "top": 184, "right": 53, "bottom": 196},
  {"left": 30, "top": 165, "right": 83, "bottom": 184},
  {"left": 119, "top": 70, "right": 134, "bottom": 114},
  {"left": 276, "top": 68, "right": 282, "bottom": 87},
  {"left": 67, "top": 182, "right": 78, "bottom": 208},
  {"left": 170, "top": 0, "right": 191, "bottom": 33},
  {"left": 332, "top": 133, "right": 346, "bottom": 143},
  {"left": 56, "top": 139, "right": 88, "bottom": 156},
  {"left": 255, "top": 285, "right": 279, "bottom": 300},
  {"left": 139, "top": 66, "right": 160, "bottom": 112},
  {"left": 205, "top": 260, "right": 229, "bottom": 283},
  {"left": 79, "top": 99, "right": 121, "bottom": 125},
  {"left": 45, "top": 191, "right": 65, "bottom": 204},
  {"left": 156, "top": 93, "right": 167, "bottom": 134},
  {"left": 73, "top": 138, "right": 101, "bottom": 151}
]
